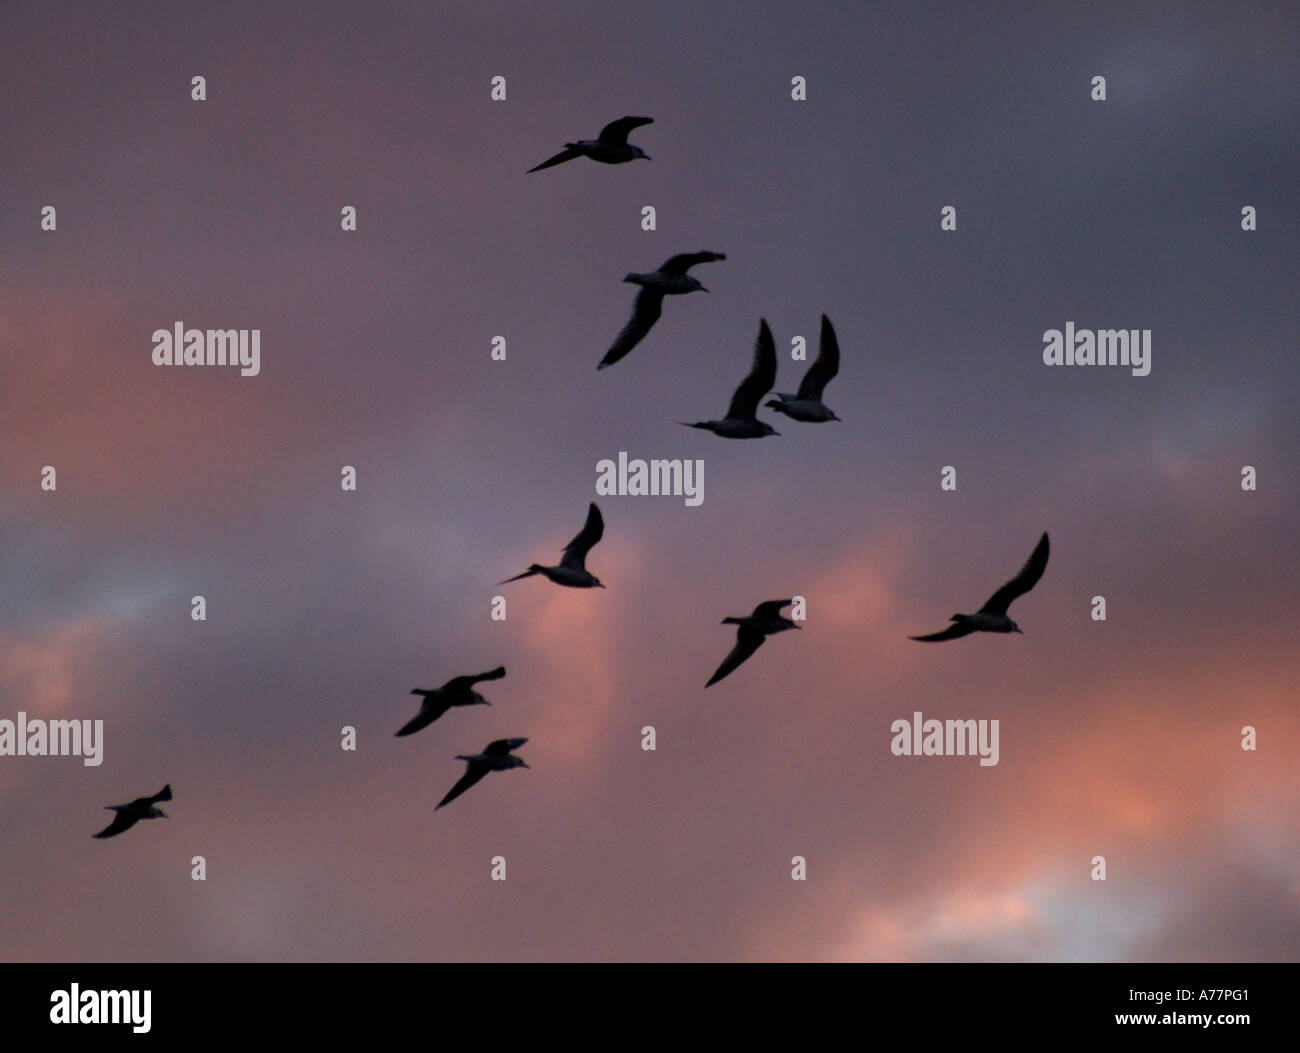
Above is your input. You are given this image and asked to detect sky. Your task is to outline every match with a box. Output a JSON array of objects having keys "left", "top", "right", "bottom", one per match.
[{"left": 1, "top": 1, "right": 1297, "bottom": 962}]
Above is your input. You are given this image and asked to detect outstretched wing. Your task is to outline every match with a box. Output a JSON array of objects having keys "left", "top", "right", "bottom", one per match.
[
  {"left": 659, "top": 251, "right": 726, "bottom": 276},
  {"left": 435, "top": 762, "right": 489, "bottom": 810},
  {"left": 395, "top": 702, "right": 445, "bottom": 737},
  {"left": 598, "top": 116, "right": 653, "bottom": 144},
  {"left": 527, "top": 146, "right": 583, "bottom": 173},
  {"left": 93, "top": 811, "right": 138, "bottom": 839},
  {"left": 560, "top": 504, "right": 604, "bottom": 569},
  {"left": 706, "top": 626, "right": 766, "bottom": 687},
  {"left": 908, "top": 622, "right": 979, "bottom": 643},
  {"left": 485, "top": 737, "right": 528, "bottom": 756},
  {"left": 599, "top": 286, "right": 664, "bottom": 368},
  {"left": 151, "top": 784, "right": 173, "bottom": 805},
  {"left": 979, "top": 533, "right": 1050, "bottom": 616},
  {"left": 797, "top": 315, "right": 840, "bottom": 401},
  {"left": 442, "top": 666, "right": 506, "bottom": 693},
  {"left": 726, "top": 320, "right": 778, "bottom": 420},
  {"left": 751, "top": 598, "right": 794, "bottom": 619}
]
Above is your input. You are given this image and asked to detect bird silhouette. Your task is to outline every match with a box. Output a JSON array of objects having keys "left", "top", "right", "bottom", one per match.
[
  {"left": 397, "top": 667, "right": 505, "bottom": 737},
  {"left": 766, "top": 314, "right": 842, "bottom": 423},
  {"left": 910, "top": 533, "right": 1050, "bottom": 641},
  {"left": 528, "top": 116, "right": 654, "bottom": 173},
  {"left": 707, "top": 599, "right": 801, "bottom": 686},
  {"left": 599, "top": 252, "right": 726, "bottom": 368},
  {"left": 93, "top": 784, "right": 172, "bottom": 838},
  {"left": 498, "top": 503, "right": 606, "bottom": 588},
  {"left": 436, "top": 738, "right": 530, "bottom": 810},
  {"left": 681, "top": 319, "right": 780, "bottom": 438}
]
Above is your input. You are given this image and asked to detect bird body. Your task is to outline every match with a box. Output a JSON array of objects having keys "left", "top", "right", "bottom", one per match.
[
  {"left": 93, "top": 784, "right": 171, "bottom": 838},
  {"left": 707, "top": 599, "right": 801, "bottom": 687},
  {"left": 766, "top": 394, "right": 839, "bottom": 422},
  {"left": 436, "top": 738, "right": 529, "bottom": 810},
  {"left": 765, "top": 315, "right": 842, "bottom": 423},
  {"left": 681, "top": 319, "right": 780, "bottom": 438},
  {"left": 599, "top": 252, "right": 726, "bottom": 368},
  {"left": 623, "top": 270, "right": 707, "bottom": 295},
  {"left": 684, "top": 417, "right": 777, "bottom": 439},
  {"left": 909, "top": 533, "right": 1050, "bottom": 641},
  {"left": 528, "top": 116, "right": 653, "bottom": 173},
  {"left": 397, "top": 666, "right": 505, "bottom": 737},
  {"left": 498, "top": 503, "right": 606, "bottom": 589}
]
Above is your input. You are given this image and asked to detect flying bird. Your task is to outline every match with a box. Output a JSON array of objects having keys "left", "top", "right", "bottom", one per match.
[
  {"left": 598, "top": 251, "right": 726, "bottom": 369},
  {"left": 498, "top": 503, "right": 606, "bottom": 588},
  {"left": 766, "top": 314, "right": 842, "bottom": 423},
  {"left": 436, "top": 738, "right": 530, "bottom": 810},
  {"left": 681, "top": 319, "right": 780, "bottom": 438},
  {"left": 707, "top": 599, "right": 801, "bottom": 687},
  {"left": 528, "top": 116, "right": 654, "bottom": 173},
  {"left": 397, "top": 667, "right": 505, "bottom": 737},
  {"left": 909, "top": 533, "right": 1050, "bottom": 641},
  {"left": 93, "top": 784, "right": 172, "bottom": 839}
]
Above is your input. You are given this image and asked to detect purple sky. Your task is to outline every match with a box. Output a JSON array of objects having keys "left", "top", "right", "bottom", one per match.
[{"left": 1, "top": 1, "right": 1297, "bottom": 961}]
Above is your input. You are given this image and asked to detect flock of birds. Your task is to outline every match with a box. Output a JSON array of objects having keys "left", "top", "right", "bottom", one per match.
[{"left": 95, "top": 115, "right": 1051, "bottom": 831}]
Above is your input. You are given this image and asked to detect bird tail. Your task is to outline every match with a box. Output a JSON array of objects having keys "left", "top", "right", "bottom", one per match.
[
  {"left": 497, "top": 566, "right": 542, "bottom": 585},
  {"left": 677, "top": 421, "right": 707, "bottom": 429}
]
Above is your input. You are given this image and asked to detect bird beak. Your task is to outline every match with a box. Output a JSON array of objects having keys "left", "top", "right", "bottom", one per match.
[
  {"left": 521, "top": 761, "right": 531, "bottom": 769},
  {"left": 793, "top": 624, "right": 803, "bottom": 630},
  {"left": 699, "top": 286, "right": 710, "bottom": 293},
  {"left": 642, "top": 153, "right": 652, "bottom": 161},
  {"left": 1013, "top": 627, "right": 1023, "bottom": 634},
  {"left": 597, "top": 582, "right": 606, "bottom": 589}
]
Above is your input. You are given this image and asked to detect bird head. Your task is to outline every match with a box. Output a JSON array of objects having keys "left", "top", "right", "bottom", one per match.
[
  {"left": 155, "top": 809, "right": 169, "bottom": 819},
  {"left": 471, "top": 692, "right": 491, "bottom": 706},
  {"left": 758, "top": 422, "right": 780, "bottom": 437},
  {"left": 1009, "top": 621, "right": 1022, "bottom": 634},
  {"left": 829, "top": 411, "right": 842, "bottom": 422},
  {"left": 633, "top": 147, "right": 651, "bottom": 161},
  {"left": 592, "top": 577, "right": 606, "bottom": 589}
]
